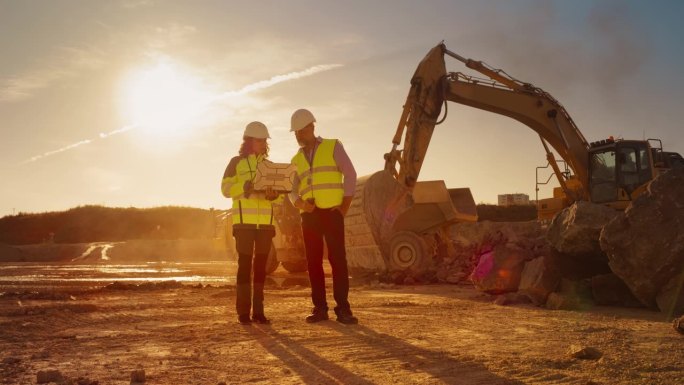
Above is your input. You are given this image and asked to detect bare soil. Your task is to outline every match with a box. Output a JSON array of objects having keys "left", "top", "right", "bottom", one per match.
[{"left": 1, "top": 270, "right": 682, "bottom": 385}]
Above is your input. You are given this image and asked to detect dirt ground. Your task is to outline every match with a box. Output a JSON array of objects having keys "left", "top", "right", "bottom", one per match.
[{"left": 1, "top": 269, "right": 683, "bottom": 385}]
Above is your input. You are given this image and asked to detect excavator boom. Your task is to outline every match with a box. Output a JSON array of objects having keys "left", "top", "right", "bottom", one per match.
[
  {"left": 387, "top": 44, "right": 592, "bottom": 202},
  {"left": 443, "top": 72, "right": 591, "bottom": 198}
]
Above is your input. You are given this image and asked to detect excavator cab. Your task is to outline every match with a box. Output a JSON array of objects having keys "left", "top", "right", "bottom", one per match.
[
  {"left": 588, "top": 139, "right": 654, "bottom": 207},
  {"left": 542, "top": 137, "right": 678, "bottom": 219}
]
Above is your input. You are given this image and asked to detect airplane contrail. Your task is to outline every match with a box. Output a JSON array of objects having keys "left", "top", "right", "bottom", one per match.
[
  {"left": 215, "top": 64, "right": 343, "bottom": 100},
  {"left": 99, "top": 124, "right": 137, "bottom": 138},
  {"left": 19, "top": 139, "right": 92, "bottom": 165},
  {"left": 20, "top": 63, "right": 343, "bottom": 164}
]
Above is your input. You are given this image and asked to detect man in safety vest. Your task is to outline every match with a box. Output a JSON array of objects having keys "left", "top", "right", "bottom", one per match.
[
  {"left": 289, "top": 109, "right": 358, "bottom": 324},
  {"left": 221, "top": 121, "right": 279, "bottom": 325}
]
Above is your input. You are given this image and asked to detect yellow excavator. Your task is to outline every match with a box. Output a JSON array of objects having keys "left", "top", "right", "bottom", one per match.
[
  {"left": 274, "top": 42, "right": 682, "bottom": 275},
  {"left": 418, "top": 44, "right": 681, "bottom": 221}
]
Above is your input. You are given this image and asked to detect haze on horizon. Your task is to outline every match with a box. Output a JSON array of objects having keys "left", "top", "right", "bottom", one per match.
[{"left": 1, "top": 0, "right": 683, "bottom": 217}]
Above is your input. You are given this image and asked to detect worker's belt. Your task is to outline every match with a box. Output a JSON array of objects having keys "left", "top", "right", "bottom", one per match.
[
  {"left": 232, "top": 223, "right": 275, "bottom": 231},
  {"left": 231, "top": 223, "right": 276, "bottom": 239}
]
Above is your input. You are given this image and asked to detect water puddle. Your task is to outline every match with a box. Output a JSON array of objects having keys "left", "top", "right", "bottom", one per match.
[
  {"left": 0, "top": 261, "right": 314, "bottom": 290},
  {"left": 0, "top": 261, "right": 236, "bottom": 290}
]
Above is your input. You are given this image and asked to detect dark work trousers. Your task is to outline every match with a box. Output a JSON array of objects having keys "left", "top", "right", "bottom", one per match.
[
  {"left": 301, "top": 207, "right": 351, "bottom": 313},
  {"left": 234, "top": 227, "right": 273, "bottom": 317}
]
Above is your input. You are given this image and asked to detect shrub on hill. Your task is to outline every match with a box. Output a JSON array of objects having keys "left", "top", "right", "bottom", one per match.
[
  {"left": 0, "top": 205, "right": 219, "bottom": 245},
  {"left": 476, "top": 204, "right": 537, "bottom": 222}
]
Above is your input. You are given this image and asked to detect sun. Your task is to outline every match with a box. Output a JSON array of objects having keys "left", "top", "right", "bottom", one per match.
[{"left": 120, "top": 59, "right": 212, "bottom": 138}]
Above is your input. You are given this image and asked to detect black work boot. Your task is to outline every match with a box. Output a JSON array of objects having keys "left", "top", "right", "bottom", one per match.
[
  {"left": 305, "top": 307, "right": 329, "bottom": 323},
  {"left": 252, "top": 314, "right": 271, "bottom": 324},
  {"left": 238, "top": 314, "right": 252, "bottom": 325},
  {"left": 335, "top": 308, "right": 358, "bottom": 325}
]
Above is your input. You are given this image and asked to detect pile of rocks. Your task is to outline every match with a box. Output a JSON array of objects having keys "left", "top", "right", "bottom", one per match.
[{"left": 461, "top": 167, "right": 684, "bottom": 317}]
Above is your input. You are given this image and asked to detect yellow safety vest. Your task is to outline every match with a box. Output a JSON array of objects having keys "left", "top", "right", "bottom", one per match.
[
  {"left": 221, "top": 154, "right": 274, "bottom": 226},
  {"left": 292, "top": 138, "right": 344, "bottom": 209}
]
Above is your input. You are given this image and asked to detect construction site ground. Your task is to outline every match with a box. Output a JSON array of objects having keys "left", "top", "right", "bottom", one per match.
[{"left": 1, "top": 264, "right": 682, "bottom": 385}]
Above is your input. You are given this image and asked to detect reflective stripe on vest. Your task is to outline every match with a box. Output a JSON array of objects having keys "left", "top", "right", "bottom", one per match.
[
  {"left": 292, "top": 138, "right": 344, "bottom": 209},
  {"left": 231, "top": 154, "right": 275, "bottom": 225}
]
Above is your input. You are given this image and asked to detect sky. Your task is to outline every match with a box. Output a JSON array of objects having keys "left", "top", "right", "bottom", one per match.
[{"left": 1, "top": 0, "right": 683, "bottom": 217}]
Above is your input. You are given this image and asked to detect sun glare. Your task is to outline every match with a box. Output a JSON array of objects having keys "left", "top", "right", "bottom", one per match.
[{"left": 121, "top": 60, "right": 212, "bottom": 137}]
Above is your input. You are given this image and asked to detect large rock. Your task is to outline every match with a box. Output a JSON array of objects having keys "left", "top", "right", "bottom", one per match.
[
  {"left": 547, "top": 201, "right": 619, "bottom": 256},
  {"left": 545, "top": 292, "right": 581, "bottom": 310},
  {"left": 600, "top": 167, "right": 684, "bottom": 313},
  {"left": 591, "top": 273, "right": 643, "bottom": 307},
  {"left": 545, "top": 279, "right": 593, "bottom": 310},
  {"left": 450, "top": 221, "right": 545, "bottom": 251},
  {"left": 469, "top": 243, "right": 533, "bottom": 294},
  {"left": 518, "top": 255, "right": 561, "bottom": 306},
  {"left": 438, "top": 221, "right": 545, "bottom": 284},
  {"left": 548, "top": 248, "right": 611, "bottom": 280},
  {"left": 546, "top": 202, "right": 618, "bottom": 279},
  {"left": 656, "top": 271, "right": 684, "bottom": 318}
]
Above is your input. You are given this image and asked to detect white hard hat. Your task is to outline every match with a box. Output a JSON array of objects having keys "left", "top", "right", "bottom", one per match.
[
  {"left": 243, "top": 121, "right": 270, "bottom": 139},
  {"left": 290, "top": 109, "right": 316, "bottom": 132}
]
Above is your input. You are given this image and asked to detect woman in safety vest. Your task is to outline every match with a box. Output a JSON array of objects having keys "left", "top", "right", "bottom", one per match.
[{"left": 221, "top": 121, "right": 279, "bottom": 325}]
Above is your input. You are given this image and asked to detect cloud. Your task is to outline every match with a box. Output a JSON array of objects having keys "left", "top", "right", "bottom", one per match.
[
  {"left": 0, "top": 73, "right": 65, "bottom": 102},
  {"left": 208, "top": 35, "right": 327, "bottom": 82},
  {"left": 146, "top": 23, "right": 198, "bottom": 50},
  {"left": 586, "top": 1, "right": 649, "bottom": 89},
  {"left": 119, "top": 0, "right": 156, "bottom": 9},
  {"left": 464, "top": 1, "right": 650, "bottom": 96},
  {"left": 0, "top": 46, "right": 106, "bottom": 103}
]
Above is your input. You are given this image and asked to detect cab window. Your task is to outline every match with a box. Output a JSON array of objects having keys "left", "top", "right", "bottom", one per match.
[
  {"left": 590, "top": 150, "right": 616, "bottom": 203},
  {"left": 617, "top": 145, "right": 652, "bottom": 194}
]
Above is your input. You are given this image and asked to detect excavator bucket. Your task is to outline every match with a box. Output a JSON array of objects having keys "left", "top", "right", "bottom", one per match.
[
  {"left": 344, "top": 170, "right": 478, "bottom": 273},
  {"left": 392, "top": 181, "right": 477, "bottom": 233},
  {"left": 448, "top": 188, "right": 478, "bottom": 222},
  {"left": 344, "top": 170, "right": 412, "bottom": 272}
]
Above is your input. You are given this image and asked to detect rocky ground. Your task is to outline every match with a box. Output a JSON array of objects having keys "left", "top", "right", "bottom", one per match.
[{"left": 1, "top": 269, "right": 682, "bottom": 385}]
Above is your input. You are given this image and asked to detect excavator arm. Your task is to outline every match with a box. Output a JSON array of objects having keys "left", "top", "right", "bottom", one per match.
[
  {"left": 385, "top": 43, "right": 591, "bottom": 202},
  {"left": 384, "top": 44, "right": 447, "bottom": 188}
]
